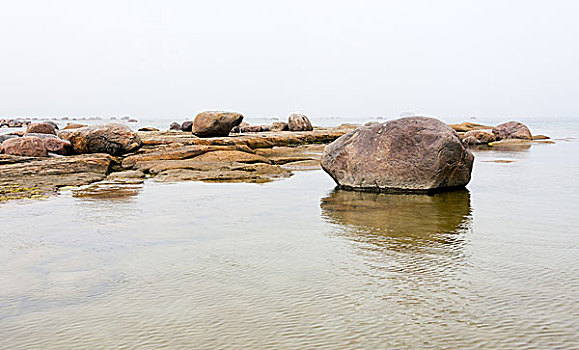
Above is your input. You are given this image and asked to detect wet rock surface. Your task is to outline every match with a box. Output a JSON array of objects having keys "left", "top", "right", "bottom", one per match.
[{"left": 321, "top": 117, "right": 474, "bottom": 193}]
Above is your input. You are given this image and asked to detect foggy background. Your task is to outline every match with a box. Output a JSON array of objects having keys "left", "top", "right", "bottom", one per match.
[{"left": 1, "top": 0, "right": 578, "bottom": 122}]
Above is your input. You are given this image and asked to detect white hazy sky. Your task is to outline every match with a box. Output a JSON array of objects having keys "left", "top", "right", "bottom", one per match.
[{"left": 1, "top": 0, "right": 578, "bottom": 120}]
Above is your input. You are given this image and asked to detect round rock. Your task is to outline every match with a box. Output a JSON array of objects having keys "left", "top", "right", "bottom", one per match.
[
  {"left": 492, "top": 121, "right": 532, "bottom": 140},
  {"left": 321, "top": 116, "right": 474, "bottom": 193}
]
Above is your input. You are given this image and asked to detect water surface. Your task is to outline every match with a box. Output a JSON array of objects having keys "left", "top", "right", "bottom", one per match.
[{"left": 1, "top": 126, "right": 578, "bottom": 349}]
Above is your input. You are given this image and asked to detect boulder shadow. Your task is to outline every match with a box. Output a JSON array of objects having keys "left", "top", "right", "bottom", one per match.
[{"left": 320, "top": 189, "right": 473, "bottom": 252}]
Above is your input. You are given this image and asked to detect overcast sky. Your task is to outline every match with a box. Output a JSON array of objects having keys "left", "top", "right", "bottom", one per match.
[{"left": 1, "top": 0, "right": 578, "bottom": 121}]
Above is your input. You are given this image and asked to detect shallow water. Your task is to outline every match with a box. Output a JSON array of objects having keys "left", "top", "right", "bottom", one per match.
[{"left": 1, "top": 128, "right": 578, "bottom": 348}]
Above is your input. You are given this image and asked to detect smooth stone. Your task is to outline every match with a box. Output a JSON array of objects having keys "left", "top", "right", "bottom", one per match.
[
  {"left": 321, "top": 116, "right": 474, "bottom": 192},
  {"left": 492, "top": 121, "right": 532, "bottom": 140},
  {"left": 192, "top": 111, "right": 244, "bottom": 137}
]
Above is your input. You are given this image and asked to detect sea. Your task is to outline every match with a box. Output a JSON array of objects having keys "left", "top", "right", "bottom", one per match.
[{"left": 1, "top": 116, "right": 578, "bottom": 348}]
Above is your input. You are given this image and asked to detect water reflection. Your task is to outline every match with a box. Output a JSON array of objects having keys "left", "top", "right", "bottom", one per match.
[{"left": 320, "top": 189, "right": 472, "bottom": 251}]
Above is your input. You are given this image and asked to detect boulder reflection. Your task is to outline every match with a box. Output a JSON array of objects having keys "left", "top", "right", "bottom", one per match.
[{"left": 320, "top": 189, "right": 472, "bottom": 251}]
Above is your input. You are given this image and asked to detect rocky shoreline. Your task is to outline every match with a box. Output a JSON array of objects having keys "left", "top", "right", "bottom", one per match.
[{"left": 0, "top": 114, "right": 551, "bottom": 202}]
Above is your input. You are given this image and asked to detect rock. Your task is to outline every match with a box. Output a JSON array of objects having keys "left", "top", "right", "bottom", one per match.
[
  {"left": 0, "top": 136, "right": 48, "bottom": 157},
  {"left": 231, "top": 122, "right": 249, "bottom": 133},
  {"left": 0, "top": 153, "right": 115, "bottom": 197},
  {"left": 532, "top": 134, "right": 550, "bottom": 140},
  {"left": 181, "top": 121, "right": 193, "bottom": 132},
  {"left": 44, "top": 121, "right": 59, "bottom": 130},
  {"left": 192, "top": 111, "right": 244, "bottom": 137},
  {"left": 288, "top": 113, "right": 313, "bottom": 131},
  {"left": 58, "top": 123, "right": 142, "bottom": 156},
  {"left": 240, "top": 125, "right": 270, "bottom": 133},
  {"left": 26, "top": 122, "right": 57, "bottom": 135},
  {"left": 463, "top": 130, "right": 496, "bottom": 145},
  {"left": 11, "top": 131, "right": 26, "bottom": 137},
  {"left": 138, "top": 127, "right": 160, "bottom": 132},
  {"left": 127, "top": 118, "right": 138, "bottom": 123},
  {"left": 321, "top": 116, "right": 474, "bottom": 192},
  {"left": 271, "top": 122, "right": 289, "bottom": 131},
  {"left": 449, "top": 122, "right": 493, "bottom": 132},
  {"left": 43, "top": 137, "right": 73, "bottom": 155},
  {"left": 462, "top": 136, "right": 481, "bottom": 145},
  {"left": 63, "top": 123, "right": 88, "bottom": 130},
  {"left": 492, "top": 121, "right": 532, "bottom": 140},
  {"left": 169, "top": 122, "right": 181, "bottom": 131}
]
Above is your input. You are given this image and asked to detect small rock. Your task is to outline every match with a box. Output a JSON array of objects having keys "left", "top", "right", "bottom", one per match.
[
  {"left": 169, "top": 122, "right": 181, "bottom": 131},
  {"left": 1, "top": 136, "right": 48, "bottom": 157},
  {"left": 181, "top": 121, "right": 193, "bottom": 132},
  {"left": 192, "top": 111, "right": 244, "bottom": 137},
  {"left": 463, "top": 130, "right": 496, "bottom": 144},
  {"left": 138, "top": 127, "right": 159, "bottom": 132},
  {"left": 532, "top": 134, "right": 550, "bottom": 140},
  {"left": 271, "top": 121, "right": 289, "bottom": 131},
  {"left": 26, "top": 122, "right": 57, "bottom": 135},
  {"left": 63, "top": 123, "right": 88, "bottom": 130},
  {"left": 288, "top": 113, "right": 313, "bottom": 131},
  {"left": 492, "top": 121, "right": 532, "bottom": 140}
]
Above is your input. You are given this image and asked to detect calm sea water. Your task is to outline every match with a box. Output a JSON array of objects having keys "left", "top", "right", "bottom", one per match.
[{"left": 1, "top": 119, "right": 578, "bottom": 348}]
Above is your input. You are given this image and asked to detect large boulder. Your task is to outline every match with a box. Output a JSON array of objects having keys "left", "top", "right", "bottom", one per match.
[
  {"left": 58, "top": 123, "right": 142, "bottom": 155},
  {"left": 192, "top": 111, "right": 244, "bottom": 137},
  {"left": 1, "top": 136, "right": 48, "bottom": 157},
  {"left": 492, "top": 121, "right": 532, "bottom": 140},
  {"left": 288, "top": 113, "right": 313, "bottom": 131},
  {"left": 26, "top": 122, "right": 57, "bottom": 135},
  {"left": 321, "top": 116, "right": 474, "bottom": 192}
]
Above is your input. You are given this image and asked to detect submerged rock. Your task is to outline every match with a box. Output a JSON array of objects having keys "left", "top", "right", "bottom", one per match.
[
  {"left": 26, "top": 122, "right": 57, "bottom": 135},
  {"left": 58, "top": 123, "right": 142, "bottom": 156},
  {"left": 492, "top": 121, "right": 532, "bottom": 140},
  {"left": 321, "top": 116, "right": 474, "bottom": 193},
  {"left": 1, "top": 136, "right": 48, "bottom": 157},
  {"left": 192, "top": 111, "right": 244, "bottom": 137},
  {"left": 288, "top": 113, "right": 313, "bottom": 131}
]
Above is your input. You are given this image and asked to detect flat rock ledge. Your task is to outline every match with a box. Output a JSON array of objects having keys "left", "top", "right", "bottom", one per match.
[{"left": 0, "top": 126, "right": 354, "bottom": 201}]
